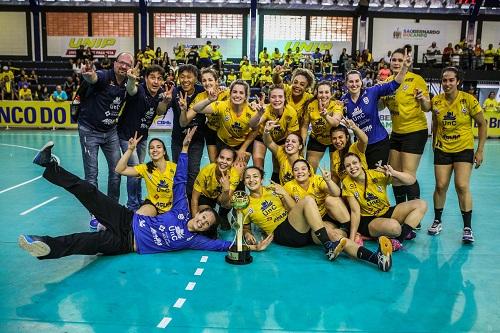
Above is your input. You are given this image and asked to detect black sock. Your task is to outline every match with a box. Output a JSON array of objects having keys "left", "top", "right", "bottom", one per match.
[
  {"left": 461, "top": 210, "right": 472, "bottom": 229},
  {"left": 406, "top": 180, "right": 420, "bottom": 201},
  {"left": 357, "top": 246, "right": 377, "bottom": 265},
  {"left": 396, "top": 224, "right": 413, "bottom": 243},
  {"left": 271, "top": 172, "right": 280, "bottom": 184},
  {"left": 314, "top": 227, "right": 331, "bottom": 247},
  {"left": 393, "top": 185, "right": 407, "bottom": 204},
  {"left": 434, "top": 208, "right": 444, "bottom": 223}
]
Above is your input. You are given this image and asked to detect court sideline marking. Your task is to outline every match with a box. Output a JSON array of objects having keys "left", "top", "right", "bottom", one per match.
[
  {"left": 20, "top": 196, "right": 59, "bottom": 216},
  {"left": 0, "top": 176, "right": 42, "bottom": 194}
]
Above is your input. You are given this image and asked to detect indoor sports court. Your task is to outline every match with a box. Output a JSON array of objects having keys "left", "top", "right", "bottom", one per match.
[{"left": 1, "top": 0, "right": 500, "bottom": 331}]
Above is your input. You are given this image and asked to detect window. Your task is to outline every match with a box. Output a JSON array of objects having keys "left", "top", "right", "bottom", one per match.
[
  {"left": 154, "top": 13, "right": 196, "bottom": 38},
  {"left": 46, "top": 12, "right": 88, "bottom": 36},
  {"left": 200, "top": 14, "right": 243, "bottom": 39},
  {"left": 310, "top": 16, "right": 353, "bottom": 42},
  {"left": 263, "top": 15, "right": 306, "bottom": 40},
  {"left": 92, "top": 13, "right": 134, "bottom": 37}
]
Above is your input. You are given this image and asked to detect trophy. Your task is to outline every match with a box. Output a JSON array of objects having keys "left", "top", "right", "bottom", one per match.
[{"left": 225, "top": 190, "right": 253, "bottom": 265}]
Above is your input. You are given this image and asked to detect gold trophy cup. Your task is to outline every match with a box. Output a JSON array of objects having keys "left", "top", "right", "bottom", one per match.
[{"left": 225, "top": 191, "right": 253, "bottom": 265}]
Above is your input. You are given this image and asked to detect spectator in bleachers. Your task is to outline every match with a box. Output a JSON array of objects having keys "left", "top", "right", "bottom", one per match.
[
  {"left": 211, "top": 45, "right": 223, "bottom": 71},
  {"left": 251, "top": 61, "right": 260, "bottom": 87},
  {"left": 36, "top": 84, "right": 50, "bottom": 101},
  {"left": 84, "top": 47, "right": 94, "bottom": 63},
  {"left": 311, "top": 48, "right": 322, "bottom": 72},
  {"left": 63, "top": 76, "right": 76, "bottom": 99},
  {"left": 259, "top": 47, "right": 270, "bottom": 64},
  {"left": 484, "top": 44, "right": 496, "bottom": 71},
  {"left": 75, "top": 45, "right": 86, "bottom": 63},
  {"left": 283, "top": 53, "right": 293, "bottom": 69},
  {"left": 293, "top": 46, "right": 302, "bottom": 68},
  {"left": 384, "top": 50, "right": 392, "bottom": 64},
  {"left": 272, "top": 48, "right": 282, "bottom": 66},
  {"left": 161, "top": 51, "right": 170, "bottom": 70},
  {"left": 239, "top": 59, "right": 253, "bottom": 86},
  {"left": 321, "top": 49, "right": 333, "bottom": 74},
  {"left": 337, "top": 48, "right": 348, "bottom": 74},
  {"left": 198, "top": 41, "right": 213, "bottom": 68},
  {"left": 473, "top": 43, "right": 484, "bottom": 70},
  {"left": 186, "top": 45, "right": 199, "bottom": 67},
  {"left": 18, "top": 83, "right": 32, "bottom": 101},
  {"left": 51, "top": 85, "right": 68, "bottom": 102},
  {"left": 496, "top": 42, "right": 500, "bottom": 69},
  {"left": 226, "top": 68, "right": 237, "bottom": 86},
  {"left": 17, "top": 75, "right": 29, "bottom": 91},
  {"left": 442, "top": 42, "right": 454, "bottom": 66},
  {"left": 72, "top": 59, "right": 85, "bottom": 76},
  {"left": 27, "top": 70, "right": 38, "bottom": 86},
  {"left": 361, "top": 49, "right": 373, "bottom": 66},
  {"left": 260, "top": 61, "right": 272, "bottom": 78},
  {"left": 378, "top": 63, "right": 391, "bottom": 82},
  {"left": 259, "top": 69, "right": 273, "bottom": 88},
  {"left": 0, "top": 75, "right": 15, "bottom": 100},
  {"left": 239, "top": 55, "right": 249, "bottom": 67},
  {"left": 218, "top": 69, "right": 226, "bottom": 87},
  {"left": 426, "top": 42, "right": 440, "bottom": 66},
  {"left": 100, "top": 54, "right": 112, "bottom": 70},
  {"left": 362, "top": 72, "right": 374, "bottom": 87},
  {"left": 170, "top": 60, "right": 178, "bottom": 78},
  {"left": 483, "top": 91, "right": 499, "bottom": 114},
  {"left": 451, "top": 45, "right": 462, "bottom": 67},
  {"left": 173, "top": 43, "right": 186, "bottom": 64}
]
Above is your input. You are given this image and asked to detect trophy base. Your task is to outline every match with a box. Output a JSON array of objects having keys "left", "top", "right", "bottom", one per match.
[{"left": 225, "top": 250, "right": 253, "bottom": 265}]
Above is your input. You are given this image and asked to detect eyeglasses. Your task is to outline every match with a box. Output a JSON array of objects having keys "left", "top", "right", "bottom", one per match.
[{"left": 116, "top": 60, "right": 133, "bottom": 68}]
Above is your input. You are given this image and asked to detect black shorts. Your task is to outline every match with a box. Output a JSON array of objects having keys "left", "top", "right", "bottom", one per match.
[
  {"left": 198, "top": 195, "right": 218, "bottom": 208},
  {"left": 434, "top": 148, "right": 474, "bottom": 165},
  {"left": 141, "top": 199, "right": 160, "bottom": 215},
  {"left": 306, "top": 136, "right": 334, "bottom": 153},
  {"left": 358, "top": 206, "right": 396, "bottom": 237},
  {"left": 216, "top": 137, "right": 254, "bottom": 155},
  {"left": 365, "top": 137, "right": 390, "bottom": 168},
  {"left": 255, "top": 135, "right": 285, "bottom": 146},
  {"left": 390, "top": 129, "right": 428, "bottom": 155},
  {"left": 205, "top": 127, "right": 218, "bottom": 146},
  {"left": 273, "top": 219, "right": 313, "bottom": 247}
]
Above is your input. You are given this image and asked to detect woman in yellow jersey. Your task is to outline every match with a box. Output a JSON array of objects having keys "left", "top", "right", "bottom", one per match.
[
  {"left": 192, "top": 79, "right": 257, "bottom": 163},
  {"left": 301, "top": 81, "right": 344, "bottom": 171},
  {"left": 173, "top": 44, "right": 186, "bottom": 64},
  {"left": 330, "top": 118, "right": 368, "bottom": 185},
  {"left": 381, "top": 48, "right": 432, "bottom": 209},
  {"left": 272, "top": 47, "right": 282, "bottom": 66},
  {"left": 192, "top": 148, "right": 242, "bottom": 233},
  {"left": 272, "top": 67, "right": 315, "bottom": 129},
  {"left": 182, "top": 68, "right": 229, "bottom": 163},
  {"left": 242, "top": 166, "right": 394, "bottom": 271},
  {"left": 249, "top": 85, "right": 300, "bottom": 169},
  {"left": 482, "top": 91, "right": 499, "bottom": 114},
  {"left": 115, "top": 133, "right": 177, "bottom": 216},
  {"left": 428, "top": 67, "right": 487, "bottom": 243},
  {"left": 341, "top": 153, "right": 427, "bottom": 251},
  {"left": 263, "top": 125, "right": 305, "bottom": 185},
  {"left": 284, "top": 159, "right": 351, "bottom": 235}
]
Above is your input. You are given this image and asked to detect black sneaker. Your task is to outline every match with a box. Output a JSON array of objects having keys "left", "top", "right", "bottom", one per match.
[
  {"left": 33, "top": 141, "right": 59, "bottom": 167},
  {"left": 462, "top": 227, "right": 475, "bottom": 244},
  {"left": 324, "top": 238, "right": 347, "bottom": 261},
  {"left": 415, "top": 223, "right": 422, "bottom": 230}
]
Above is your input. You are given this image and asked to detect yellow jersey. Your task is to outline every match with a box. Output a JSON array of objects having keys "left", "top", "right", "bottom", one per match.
[
  {"left": 306, "top": 99, "right": 344, "bottom": 145},
  {"left": 283, "top": 175, "right": 328, "bottom": 217},
  {"left": 276, "top": 146, "right": 305, "bottom": 185},
  {"left": 382, "top": 72, "right": 429, "bottom": 134},
  {"left": 227, "top": 73, "right": 237, "bottom": 85},
  {"left": 483, "top": 98, "right": 499, "bottom": 113},
  {"left": 284, "top": 84, "right": 313, "bottom": 123},
  {"left": 199, "top": 45, "right": 212, "bottom": 59},
  {"left": 432, "top": 91, "right": 482, "bottom": 153},
  {"left": 193, "top": 163, "right": 241, "bottom": 199},
  {"left": 258, "top": 104, "right": 300, "bottom": 142},
  {"left": 259, "top": 74, "right": 273, "bottom": 85},
  {"left": 342, "top": 169, "right": 391, "bottom": 217},
  {"left": 242, "top": 186, "right": 288, "bottom": 234},
  {"left": 330, "top": 142, "right": 368, "bottom": 181},
  {"left": 212, "top": 100, "right": 256, "bottom": 147},
  {"left": 272, "top": 51, "right": 282, "bottom": 61},
  {"left": 134, "top": 161, "right": 177, "bottom": 214},
  {"left": 240, "top": 65, "right": 253, "bottom": 81},
  {"left": 211, "top": 49, "right": 222, "bottom": 61},
  {"left": 191, "top": 89, "right": 230, "bottom": 131}
]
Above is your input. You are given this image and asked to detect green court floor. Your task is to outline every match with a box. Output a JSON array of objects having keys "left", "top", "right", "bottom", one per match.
[{"left": 1, "top": 129, "right": 499, "bottom": 332}]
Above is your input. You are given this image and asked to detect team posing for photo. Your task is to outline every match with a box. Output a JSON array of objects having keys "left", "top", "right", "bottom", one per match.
[{"left": 18, "top": 47, "right": 487, "bottom": 274}]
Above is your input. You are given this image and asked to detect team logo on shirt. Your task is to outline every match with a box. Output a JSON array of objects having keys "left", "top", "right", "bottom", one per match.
[
  {"left": 139, "top": 218, "right": 146, "bottom": 227},
  {"left": 354, "top": 191, "right": 360, "bottom": 199},
  {"left": 169, "top": 225, "right": 185, "bottom": 240},
  {"left": 224, "top": 115, "right": 230, "bottom": 122},
  {"left": 377, "top": 185, "right": 383, "bottom": 193},
  {"left": 363, "top": 97, "right": 370, "bottom": 104},
  {"left": 178, "top": 213, "right": 185, "bottom": 220},
  {"left": 443, "top": 112, "right": 456, "bottom": 122},
  {"left": 366, "top": 192, "right": 378, "bottom": 201},
  {"left": 159, "top": 225, "right": 166, "bottom": 232},
  {"left": 462, "top": 107, "right": 467, "bottom": 114},
  {"left": 157, "top": 180, "right": 170, "bottom": 193},
  {"left": 232, "top": 122, "right": 243, "bottom": 131}
]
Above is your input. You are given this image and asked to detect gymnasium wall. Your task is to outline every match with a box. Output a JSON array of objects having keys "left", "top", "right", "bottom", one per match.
[
  {"left": 481, "top": 21, "right": 500, "bottom": 49},
  {"left": 0, "top": 12, "right": 28, "bottom": 56}
]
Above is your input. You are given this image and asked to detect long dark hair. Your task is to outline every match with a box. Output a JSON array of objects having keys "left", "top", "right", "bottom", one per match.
[
  {"left": 331, "top": 125, "right": 351, "bottom": 174},
  {"left": 146, "top": 138, "right": 170, "bottom": 174}
]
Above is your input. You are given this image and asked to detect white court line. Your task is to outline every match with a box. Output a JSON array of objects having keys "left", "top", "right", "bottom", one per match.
[
  {"left": 19, "top": 196, "right": 58, "bottom": 216},
  {"left": 185, "top": 282, "right": 196, "bottom": 291},
  {"left": 200, "top": 255, "right": 208, "bottom": 263},
  {"left": 194, "top": 268, "right": 204, "bottom": 276},
  {"left": 0, "top": 176, "right": 42, "bottom": 194},
  {"left": 173, "top": 298, "right": 186, "bottom": 308},
  {"left": 156, "top": 317, "right": 172, "bottom": 329}
]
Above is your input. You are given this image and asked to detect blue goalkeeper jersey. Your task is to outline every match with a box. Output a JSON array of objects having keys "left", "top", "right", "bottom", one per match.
[{"left": 132, "top": 152, "right": 231, "bottom": 254}]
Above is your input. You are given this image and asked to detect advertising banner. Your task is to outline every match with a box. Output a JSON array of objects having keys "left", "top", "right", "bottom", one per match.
[
  {"left": 47, "top": 36, "right": 134, "bottom": 58},
  {"left": 261, "top": 40, "right": 351, "bottom": 61},
  {"left": 371, "top": 19, "right": 461, "bottom": 61}
]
